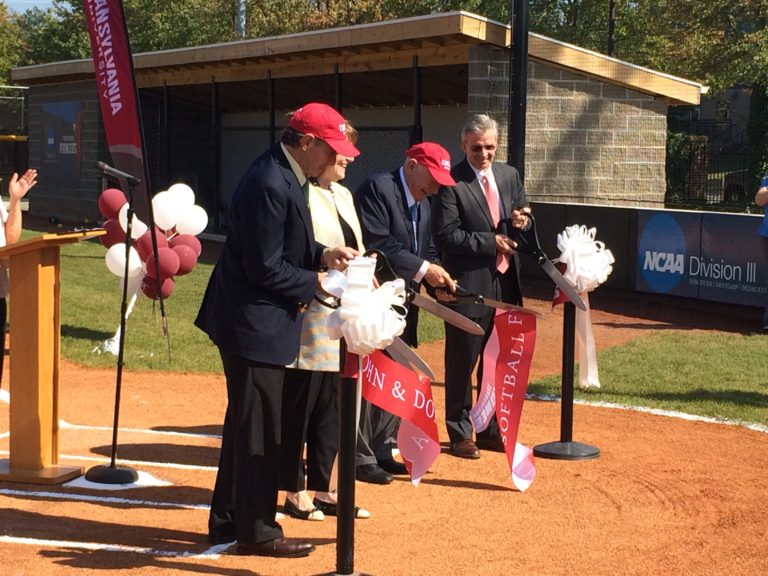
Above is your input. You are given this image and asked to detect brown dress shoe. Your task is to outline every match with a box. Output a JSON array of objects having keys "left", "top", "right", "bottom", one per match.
[
  {"left": 449, "top": 439, "right": 480, "bottom": 459},
  {"left": 237, "top": 538, "right": 314, "bottom": 558}
]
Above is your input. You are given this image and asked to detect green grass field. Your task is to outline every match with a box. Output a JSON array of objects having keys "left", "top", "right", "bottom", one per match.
[{"left": 39, "top": 230, "right": 768, "bottom": 427}]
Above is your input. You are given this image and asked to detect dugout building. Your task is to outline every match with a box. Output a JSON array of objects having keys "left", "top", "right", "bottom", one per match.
[
  {"left": 12, "top": 11, "right": 703, "bottom": 222},
  {"left": 11, "top": 11, "right": 723, "bottom": 296}
]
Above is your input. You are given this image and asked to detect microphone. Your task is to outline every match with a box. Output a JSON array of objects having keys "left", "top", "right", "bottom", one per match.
[{"left": 96, "top": 161, "right": 142, "bottom": 185}]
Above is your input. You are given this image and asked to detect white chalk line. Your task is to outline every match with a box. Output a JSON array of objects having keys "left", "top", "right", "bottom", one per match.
[
  {"left": 0, "top": 450, "right": 218, "bottom": 472},
  {"left": 0, "top": 535, "right": 231, "bottom": 558},
  {"left": 526, "top": 393, "right": 768, "bottom": 434},
  {"left": 0, "top": 487, "right": 209, "bottom": 510}
]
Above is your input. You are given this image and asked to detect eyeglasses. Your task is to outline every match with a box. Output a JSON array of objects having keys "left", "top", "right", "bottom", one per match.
[{"left": 470, "top": 144, "right": 497, "bottom": 153}]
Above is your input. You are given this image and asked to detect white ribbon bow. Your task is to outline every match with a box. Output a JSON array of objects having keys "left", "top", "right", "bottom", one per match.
[
  {"left": 322, "top": 256, "right": 407, "bottom": 356},
  {"left": 555, "top": 225, "right": 615, "bottom": 389}
]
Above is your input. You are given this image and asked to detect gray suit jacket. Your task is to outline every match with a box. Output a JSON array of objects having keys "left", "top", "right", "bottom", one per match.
[{"left": 432, "top": 158, "right": 528, "bottom": 317}]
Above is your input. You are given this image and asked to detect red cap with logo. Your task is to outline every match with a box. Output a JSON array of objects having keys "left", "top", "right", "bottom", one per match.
[
  {"left": 406, "top": 142, "right": 456, "bottom": 186},
  {"left": 289, "top": 103, "right": 360, "bottom": 158}
]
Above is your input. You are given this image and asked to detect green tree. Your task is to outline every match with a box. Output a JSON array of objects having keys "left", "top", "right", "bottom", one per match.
[
  {"left": 121, "top": 0, "right": 236, "bottom": 51},
  {"left": 15, "top": 4, "right": 90, "bottom": 65},
  {"left": 8, "top": 0, "right": 768, "bottom": 97},
  {"left": 0, "top": 2, "right": 24, "bottom": 83}
]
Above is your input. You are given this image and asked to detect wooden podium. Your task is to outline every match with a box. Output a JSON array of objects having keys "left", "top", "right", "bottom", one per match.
[{"left": 0, "top": 230, "right": 105, "bottom": 484}]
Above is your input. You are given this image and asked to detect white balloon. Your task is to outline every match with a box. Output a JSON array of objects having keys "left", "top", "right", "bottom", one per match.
[
  {"left": 105, "top": 244, "right": 126, "bottom": 276},
  {"left": 126, "top": 246, "right": 144, "bottom": 277},
  {"left": 175, "top": 204, "right": 208, "bottom": 236},
  {"left": 105, "top": 244, "right": 143, "bottom": 277},
  {"left": 118, "top": 204, "right": 148, "bottom": 239},
  {"left": 151, "top": 191, "right": 178, "bottom": 231},
  {"left": 167, "top": 183, "right": 195, "bottom": 209}
]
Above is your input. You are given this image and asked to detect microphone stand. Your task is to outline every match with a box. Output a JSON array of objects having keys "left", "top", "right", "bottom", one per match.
[{"left": 85, "top": 177, "right": 140, "bottom": 484}]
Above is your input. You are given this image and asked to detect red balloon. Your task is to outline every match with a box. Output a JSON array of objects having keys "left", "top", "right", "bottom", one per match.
[
  {"left": 99, "top": 219, "right": 124, "bottom": 248},
  {"left": 172, "top": 244, "right": 198, "bottom": 276},
  {"left": 146, "top": 246, "right": 180, "bottom": 279},
  {"left": 170, "top": 233, "right": 202, "bottom": 257},
  {"left": 98, "top": 188, "right": 127, "bottom": 220},
  {"left": 141, "top": 275, "right": 175, "bottom": 300},
  {"left": 134, "top": 228, "right": 169, "bottom": 262}
]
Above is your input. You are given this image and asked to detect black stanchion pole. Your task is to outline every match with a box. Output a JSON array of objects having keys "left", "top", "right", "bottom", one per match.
[
  {"left": 335, "top": 374, "right": 357, "bottom": 574},
  {"left": 533, "top": 301, "right": 599, "bottom": 460},
  {"left": 331, "top": 347, "right": 364, "bottom": 576}
]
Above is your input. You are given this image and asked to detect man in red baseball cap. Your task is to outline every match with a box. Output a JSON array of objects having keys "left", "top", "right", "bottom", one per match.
[
  {"left": 196, "top": 102, "right": 359, "bottom": 558},
  {"left": 352, "top": 141, "right": 457, "bottom": 485},
  {"left": 289, "top": 103, "right": 361, "bottom": 159},
  {"left": 405, "top": 142, "right": 457, "bottom": 187}
]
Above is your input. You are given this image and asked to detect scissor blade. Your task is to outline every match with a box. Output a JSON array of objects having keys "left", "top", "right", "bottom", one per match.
[
  {"left": 540, "top": 259, "right": 587, "bottom": 310},
  {"left": 410, "top": 292, "right": 485, "bottom": 335},
  {"left": 386, "top": 337, "right": 435, "bottom": 380},
  {"left": 452, "top": 284, "right": 544, "bottom": 318},
  {"left": 471, "top": 296, "right": 545, "bottom": 319}
]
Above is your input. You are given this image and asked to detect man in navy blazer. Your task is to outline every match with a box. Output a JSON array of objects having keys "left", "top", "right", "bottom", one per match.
[
  {"left": 195, "top": 103, "right": 358, "bottom": 558},
  {"left": 432, "top": 114, "right": 531, "bottom": 460},
  {"left": 354, "top": 142, "right": 457, "bottom": 484}
]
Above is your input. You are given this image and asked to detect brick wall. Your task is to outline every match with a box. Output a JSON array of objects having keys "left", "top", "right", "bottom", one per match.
[{"left": 468, "top": 45, "right": 669, "bottom": 208}]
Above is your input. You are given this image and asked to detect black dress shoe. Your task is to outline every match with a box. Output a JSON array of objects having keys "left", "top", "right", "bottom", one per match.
[
  {"left": 449, "top": 439, "right": 480, "bottom": 459},
  {"left": 313, "top": 498, "right": 371, "bottom": 519},
  {"left": 377, "top": 457, "right": 409, "bottom": 475},
  {"left": 283, "top": 499, "right": 325, "bottom": 521},
  {"left": 237, "top": 538, "right": 314, "bottom": 558},
  {"left": 475, "top": 435, "right": 506, "bottom": 453},
  {"left": 356, "top": 463, "right": 393, "bottom": 484}
]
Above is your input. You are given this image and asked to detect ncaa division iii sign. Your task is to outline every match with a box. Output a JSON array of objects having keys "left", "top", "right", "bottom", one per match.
[{"left": 636, "top": 211, "right": 764, "bottom": 307}]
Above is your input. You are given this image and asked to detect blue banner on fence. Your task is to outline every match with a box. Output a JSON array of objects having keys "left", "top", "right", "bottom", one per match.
[{"left": 636, "top": 210, "right": 765, "bottom": 307}]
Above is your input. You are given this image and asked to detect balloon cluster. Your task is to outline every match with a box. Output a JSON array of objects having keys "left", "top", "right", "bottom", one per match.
[{"left": 98, "top": 183, "right": 208, "bottom": 300}]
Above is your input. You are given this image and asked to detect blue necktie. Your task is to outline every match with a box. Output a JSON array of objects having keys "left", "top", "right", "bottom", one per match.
[{"left": 410, "top": 203, "right": 419, "bottom": 252}]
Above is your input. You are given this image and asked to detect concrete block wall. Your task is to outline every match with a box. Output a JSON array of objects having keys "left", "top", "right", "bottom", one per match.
[{"left": 468, "top": 45, "right": 669, "bottom": 208}]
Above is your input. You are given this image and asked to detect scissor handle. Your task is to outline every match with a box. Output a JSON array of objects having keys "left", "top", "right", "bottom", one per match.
[
  {"left": 363, "top": 248, "right": 399, "bottom": 283},
  {"left": 507, "top": 212, "right": 547, "bottom": 264},
  {"left": 448, "top": 284, "right": 484, "bottom": 305}
]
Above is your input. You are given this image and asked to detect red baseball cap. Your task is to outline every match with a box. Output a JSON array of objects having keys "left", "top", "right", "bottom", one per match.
[
  {"left": 289, "top": 103, "right": 360, "bottom": 158},
  {"left": 406, "top": 142, "right": 456, "bottom": 186}
]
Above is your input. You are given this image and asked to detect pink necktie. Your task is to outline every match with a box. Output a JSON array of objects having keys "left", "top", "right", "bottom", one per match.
[{"left": 483, "top": 174, "right": 509, "bottom": 274}]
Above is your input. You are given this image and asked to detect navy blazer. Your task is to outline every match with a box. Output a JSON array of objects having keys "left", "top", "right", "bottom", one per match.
[
  {"left": 354, "top": 170, "right": 436, "bottom": 285},
  {"left": 432, "top": 159, "right": 528, "bottom": 317},
  {"left": 195, "top": 144, "right": 324, "bottom": 365}
]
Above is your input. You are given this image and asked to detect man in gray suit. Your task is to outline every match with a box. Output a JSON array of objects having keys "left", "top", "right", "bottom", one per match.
[{"left": 432, "top": 114, "right": 531, "bottom": 459}]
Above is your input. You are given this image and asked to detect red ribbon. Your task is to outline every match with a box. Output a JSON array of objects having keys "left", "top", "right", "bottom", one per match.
[
  {"left": 360, "top": 351, "right": 440, "bottom": 484},
  {"left": 492, "top": 312, "right": 537, "bottom": 478}
]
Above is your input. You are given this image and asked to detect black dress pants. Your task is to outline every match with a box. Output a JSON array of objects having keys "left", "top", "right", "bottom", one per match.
[
  {"left": 280, "top": 368, "right": 338, "bottom": 492},
  {"left": 208, "top": 351, "right": 285, "bottom": 545},
  {"left": 443, "top": 307, "right": 501, "bottom": 444}
]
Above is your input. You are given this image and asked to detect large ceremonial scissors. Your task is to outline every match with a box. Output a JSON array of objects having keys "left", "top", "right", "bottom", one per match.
[
  {"left": 364, "top": 249, "right": 485, "bottom": 336},
  {"left": 506, "top": 212, "right": 587, "bottom": 311}
]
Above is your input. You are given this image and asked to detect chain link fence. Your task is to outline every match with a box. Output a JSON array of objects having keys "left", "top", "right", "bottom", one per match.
[{"left": 666, "top": 120, "right": 756, "bottom": 213}]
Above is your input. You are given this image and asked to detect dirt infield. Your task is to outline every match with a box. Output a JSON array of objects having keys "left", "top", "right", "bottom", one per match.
[{"left": 1, "top": 286, "right": 767, "bottom": 576}]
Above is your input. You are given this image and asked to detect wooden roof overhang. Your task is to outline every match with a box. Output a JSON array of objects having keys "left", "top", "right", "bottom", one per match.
[{"left": 12, "top": 11, "right": 703, "bottom": 109}]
